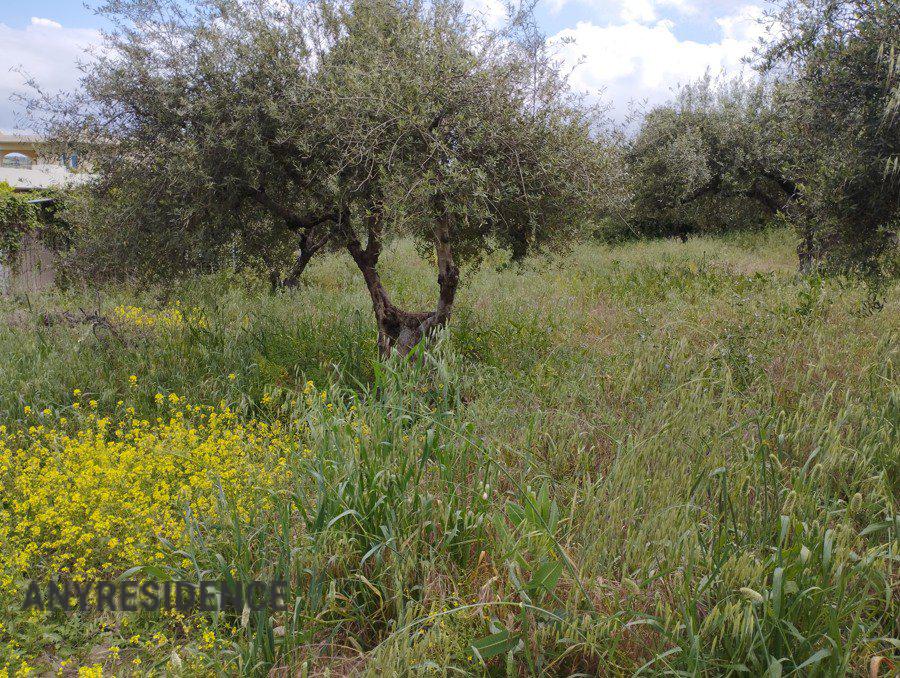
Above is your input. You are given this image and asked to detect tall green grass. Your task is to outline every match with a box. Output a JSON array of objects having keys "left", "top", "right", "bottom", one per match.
[{"left": 0, "top": 229, "right": 897, "bottom": 675}]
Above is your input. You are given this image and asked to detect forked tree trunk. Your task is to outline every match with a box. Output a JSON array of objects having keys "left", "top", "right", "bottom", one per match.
[
  {"left": 347, "top": 217, "right": 459, "bottom": 358},
  {"left": 275, "top": 229, "right": 330, "bottom": 289},
  {"left": 282, "top": 248, "right": 315, "bottom": 288},
  {"left": 374, "top": 305, "right": 435, "bottom": 357}
]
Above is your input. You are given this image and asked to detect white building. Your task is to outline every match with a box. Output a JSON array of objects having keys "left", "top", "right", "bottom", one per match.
[{"left": 0, "top": 133, "right": 91, "bottom": 191}]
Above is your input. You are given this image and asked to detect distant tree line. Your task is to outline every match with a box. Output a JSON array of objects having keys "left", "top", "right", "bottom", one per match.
[{"left": 622, "top": 76, "right": 795, "bottom": 244}]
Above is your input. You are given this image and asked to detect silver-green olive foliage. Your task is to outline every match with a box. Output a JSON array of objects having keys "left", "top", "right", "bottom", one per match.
[
  {"left": 627, "top": 76, "right": 795, "bottom": 241},
  {"left": 759, "top": 0, "right": 899, "bottom": 274},
  {"left": 37, "top": 0, "right": 622, "bottom": 354}
]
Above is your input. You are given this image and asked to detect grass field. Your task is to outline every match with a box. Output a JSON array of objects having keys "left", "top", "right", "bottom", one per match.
[{"left": 0, "top": 229, "right": 897, "bottom": 676}]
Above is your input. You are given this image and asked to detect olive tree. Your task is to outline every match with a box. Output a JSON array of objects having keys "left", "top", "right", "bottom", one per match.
[
  {"left": 35, "top": 0, "right": 619, "bottom": 355},
  {"left": 758, "top": 0, "right": 899, "bottom": 273},
  {"left": 627, "top": 76, "right": 795, "bottom": 240},
  {"left": 38, "top": 0, "right": 350, "bottom": 285}
]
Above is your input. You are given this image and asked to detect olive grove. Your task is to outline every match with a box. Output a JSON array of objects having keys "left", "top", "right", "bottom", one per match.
[
  {"left": 26, "top": 0, "right": 899, "bottom": 355},
  {"left": 626, "top": 76, "right": 796, "bottom": 241},
  {"left": 620, "top": 0, "right": 898, "bottom": 274}
]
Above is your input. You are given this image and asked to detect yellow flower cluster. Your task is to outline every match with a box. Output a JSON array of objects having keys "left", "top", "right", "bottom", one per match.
[
  {"left": 112, "top": 301, "right": 208, "bottom": 329},
  {"left": 0, "top": 396, "right": 291, "bottom": 588}
]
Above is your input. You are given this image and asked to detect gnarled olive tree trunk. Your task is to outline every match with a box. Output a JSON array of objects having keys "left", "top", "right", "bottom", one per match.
[
  {"left": 347, "top": 218, "right": 459, "bottom": 358},
  {"left": 281, "top": 247, "right": 316, "bottom": 289},
  {"left": 278, "top": 224, "right": 332, "bottom": 289}
]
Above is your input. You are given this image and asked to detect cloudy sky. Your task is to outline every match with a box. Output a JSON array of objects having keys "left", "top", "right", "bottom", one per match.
[{"left": 0, "top": 0, "right": 773, "bottom": 131}]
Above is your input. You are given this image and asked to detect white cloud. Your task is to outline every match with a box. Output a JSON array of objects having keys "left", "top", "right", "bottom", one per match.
[
  {"left": 619, "top": 0, "right": 697, "bottom": 22},
  {"left": 619, "top": 0, "right": 658, "bottom": 23},
  {"left": 551, "top": 0, "right": 698, "bottom": 20},
  {"left": 716, "top": 4, "right": 765, "bottom": 42},
  {"left": 660, "top": 0, "right": 699, "bottom": 15},
  {"left": 30, "top": 17, "right": 63, "bottom": 30},
  {"left": 551, "top": 5, "right": 767, "bottom": 120},
  {"left": 0, "top": 20, "right": 100, "bottom": 130}
]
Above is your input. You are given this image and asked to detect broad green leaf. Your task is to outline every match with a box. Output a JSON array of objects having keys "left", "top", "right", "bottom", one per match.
[
  {"left": 470, "top": 630, "right": 520, "bottom": 661},
  {"left": 527, "top": 559, "right": 563, "bottom": 595}
]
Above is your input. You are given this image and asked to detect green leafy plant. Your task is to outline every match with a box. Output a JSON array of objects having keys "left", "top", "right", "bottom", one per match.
[{"left": 0, "top": 182, "right": 38, "bottom": 264}]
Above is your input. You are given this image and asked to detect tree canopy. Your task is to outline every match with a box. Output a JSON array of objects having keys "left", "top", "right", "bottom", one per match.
[
  {"left": 619, "top": 0, "right": 898, "bottom": 274},
  {"left": 626, "top": 76, "right": 795, "bottom": 241},
  {"left": 759, "top": 0, "right": 899, "bottom": 273},
  {"left": 39, "top": 0, "right": 623, "bottom": 354}
]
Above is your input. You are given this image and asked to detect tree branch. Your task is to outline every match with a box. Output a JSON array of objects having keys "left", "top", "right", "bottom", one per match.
[{"left": 250, "top": 187, "right": 335, "bottom": 233}]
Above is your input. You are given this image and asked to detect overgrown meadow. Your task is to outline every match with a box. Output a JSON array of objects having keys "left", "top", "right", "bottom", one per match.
[{"left": 1, "top": 230, "right": 897, "bottom": 676}]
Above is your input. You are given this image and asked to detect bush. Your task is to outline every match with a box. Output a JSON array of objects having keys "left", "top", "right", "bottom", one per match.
[{"left": 0, "top": 182, "right": 37, "bottom": 264}]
